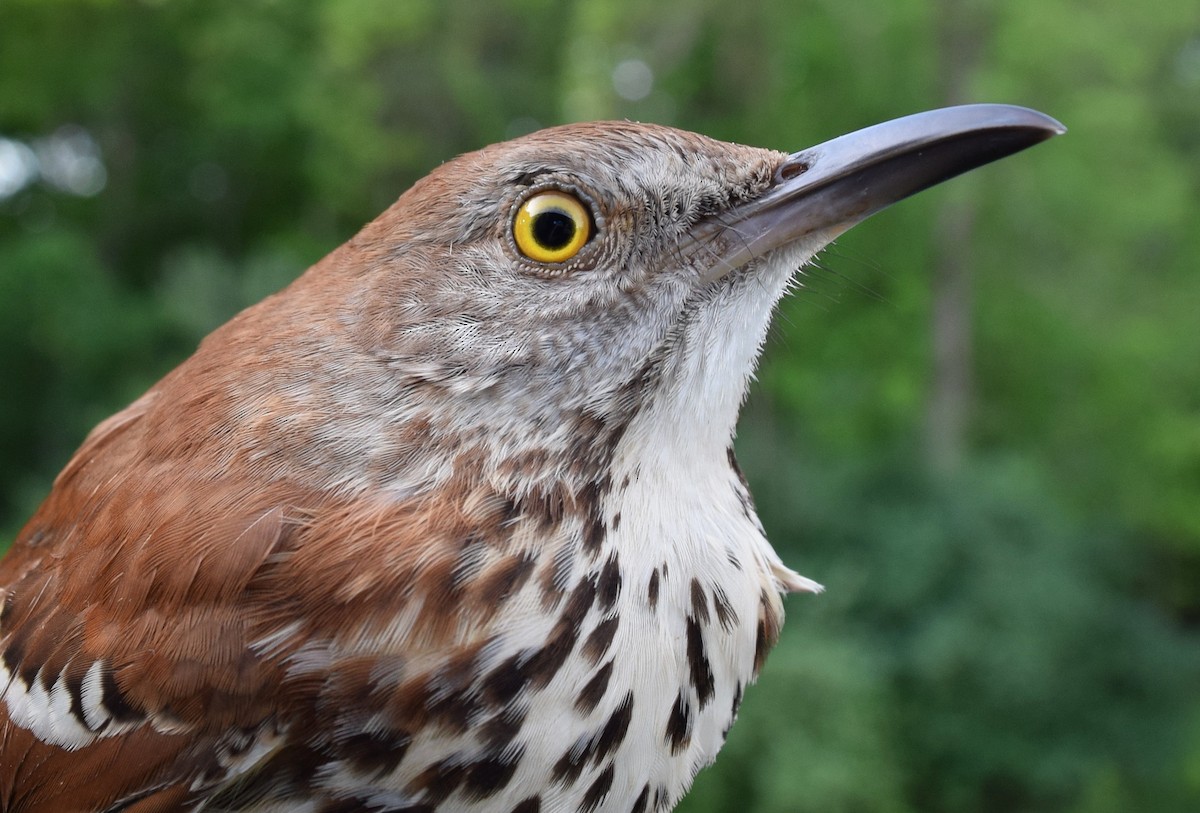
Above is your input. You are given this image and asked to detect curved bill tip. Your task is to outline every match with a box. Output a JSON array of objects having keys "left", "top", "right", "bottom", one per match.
[
  {"left": 707, "top": 104, "right": 1065, "bottom": 276},
  {"left": 773, "top": 103, "right": 1065, "bottom": 186}
]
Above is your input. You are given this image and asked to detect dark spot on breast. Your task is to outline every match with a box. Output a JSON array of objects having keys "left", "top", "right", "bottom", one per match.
[
  {"left": 524, "top": 626, "right": 579, "bottom": 691},
  {"left": 525, "top": 575, "right": 596, "bottom": 688},
  {"left": 647, "top": 570, "right": 659, "bottom": 610},
  {"left": 562, "top": 573, "right": 599, "bottom": 627},
  {"left": 510, "top": 797, "right": 541, "bottom": 813},
  {"left": 612, "top": 511, "right": 622, "bottom": 531},
  {"left": 686, "top": 617, "right": 715, "bottom": 709},
  {"left": 689, "top": 579, "right": 710, "bottom": 626},
  {"left": 479, "top": 704, "right": 527, "bottom": 751},
  {"left": 463, "top": 747, "right": 524, "bottom": 800},
  {"left": 581, "top": 763, "right": 615, "bottom": 813},
  {"left": 481, "top": 653, "right": 528, "bottom": 708},
  {"left": 552, "top": 734, "right": 592, "bottom": 785},
  {"left": 582, "top": 513, "right": 606, "bottom": 555},
  {"left": 411, "top": 757, "right": 466, "bottom": 803},
  {"left": 337, "top": 728, "right": 412, "bottom": 779},
  {"left": 575, "top": 660, "right": 614, "bottom": 713},
  {"left": 592, "top": 691, "right": 634, "bottom": 763},
  {"left": 711, "top": 585, "right": 737, "bottom": 631},
  {"left": 552, "top": 692, "right": 634, "bottom": 784},
  {"left": 726, "top": 549, "right": 742, "bottom": 571},
  {"left": 597, "top": 553, "right": 621, "bottom": 611},
  {"left": 631, "top": 783, "right": 651, "bottom": 813},
  {"left": 582, "top": 616, "right": 619, "bottom": 664},
  {"left": 664, "top": 690, "right": 692, "bottom": 754}
]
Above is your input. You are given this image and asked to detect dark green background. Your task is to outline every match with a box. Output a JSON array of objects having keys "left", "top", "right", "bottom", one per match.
[{"left": 2, "top": 1, "right": 1197, "bottom": 810}]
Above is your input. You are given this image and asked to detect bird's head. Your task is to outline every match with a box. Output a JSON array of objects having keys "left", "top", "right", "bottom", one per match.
[{"left": 343, "top": 122, "right": 789, "bottom": 423}]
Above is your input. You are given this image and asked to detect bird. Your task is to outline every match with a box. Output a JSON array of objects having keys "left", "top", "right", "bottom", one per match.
[{"left": 0, "top": 105, "right": 1061, "bottom": 812}]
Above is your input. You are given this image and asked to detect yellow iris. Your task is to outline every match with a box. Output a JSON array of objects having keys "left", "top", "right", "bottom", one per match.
[{"left": 513, "top": 191, "right": 591, "bottom": 263}]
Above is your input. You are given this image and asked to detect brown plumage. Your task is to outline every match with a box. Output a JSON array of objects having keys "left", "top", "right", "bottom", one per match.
[{"left": 0, "top": 108, "right": 1061, "bottom": 812}]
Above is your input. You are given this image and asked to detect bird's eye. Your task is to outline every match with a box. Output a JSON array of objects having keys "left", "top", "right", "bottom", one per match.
[{"left": 512, "top": 191, "right": 592, "bottom": 264}]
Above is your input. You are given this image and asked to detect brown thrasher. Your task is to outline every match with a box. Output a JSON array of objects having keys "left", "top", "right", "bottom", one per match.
[{"left": 0, "top": 106, "right": 1060, "bottom": 812}]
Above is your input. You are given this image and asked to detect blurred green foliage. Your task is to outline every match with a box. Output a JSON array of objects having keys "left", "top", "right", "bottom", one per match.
[{"left": 1, "top": 0, "right": 1198, "bottom": 810}]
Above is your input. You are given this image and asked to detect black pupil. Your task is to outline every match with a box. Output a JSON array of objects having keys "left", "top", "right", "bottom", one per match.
[{"left": 532, "top": 209, "right": 576, "bottom": 250}]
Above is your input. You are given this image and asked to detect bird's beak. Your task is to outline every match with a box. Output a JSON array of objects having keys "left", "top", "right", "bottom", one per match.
[{"left": 699, "top": 104, "right": 1065, "bottom": 279}]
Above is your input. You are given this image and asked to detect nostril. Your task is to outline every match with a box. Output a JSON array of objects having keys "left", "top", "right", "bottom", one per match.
[{"left": 778, "top": 159, "right": 810, "bottom": 181}]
